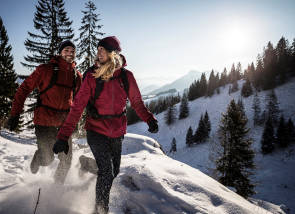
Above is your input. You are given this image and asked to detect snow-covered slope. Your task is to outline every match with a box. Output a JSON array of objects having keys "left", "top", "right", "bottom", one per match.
[
  {"left": 148, "top": 70, "right": 204, "bottom": 95},
  {"left": 0, "top": 132, "right": 285, "bottom": 214},
  {"left": 128, "top": 78, "right": 295, "bottom": 212}
]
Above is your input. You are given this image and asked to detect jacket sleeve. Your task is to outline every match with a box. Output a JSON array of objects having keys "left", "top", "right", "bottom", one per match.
[
  {"left": 57, "top": 74, "right": 92, "bottom": 141},
  {"left": 10, "top": 66, "right": 43, "bottom": 116},
  {"left": 127, "top": 71, "right": 156, "bottom": 123}
]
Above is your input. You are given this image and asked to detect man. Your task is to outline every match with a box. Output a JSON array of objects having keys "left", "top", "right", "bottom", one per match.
[{"left": 7, "top": 40, "right": 82, "bottom": 184}]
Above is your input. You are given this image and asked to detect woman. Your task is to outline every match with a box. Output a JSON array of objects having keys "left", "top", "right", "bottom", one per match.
[{"left": 53, "top": 36, "right": 158, "bottom": 214}]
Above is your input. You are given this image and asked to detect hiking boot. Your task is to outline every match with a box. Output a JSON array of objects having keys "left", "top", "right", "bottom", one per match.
[{"left": 30, "top": 153, "right": 40, "bottom": 174}]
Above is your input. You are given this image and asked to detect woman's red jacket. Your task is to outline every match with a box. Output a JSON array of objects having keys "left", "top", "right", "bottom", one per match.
[{"left": 57, "top": 65, "right": 156, "bottom": 140}]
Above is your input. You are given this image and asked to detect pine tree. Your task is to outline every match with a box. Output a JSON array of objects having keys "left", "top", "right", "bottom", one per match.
[
  {"left": 203, "top": 111, "right": 211, "bottom": 139},
  {"left": 216, "top": 99, "right": 255, "bottom": 198},
  {"left": 186, "top": 126, "right": 194, "bottom": 147},
  {"left": 262, "top": 42, "right": 277, "bottom": 90},
  {"left": 0, "top": 17, "right": 18, "bottom": 129},
  {"left": 261, "top": 116, "right": 275, "bottom": 154},
  {"left": 22, "top": 0, "right": 74, "bottom": 70},
  {"left": 276, "top": 115, "right": 288, "bottom": 148},
  {"left": 194, "top": 114, "right": 207, "bottom": 143},
  {"left": 265, "top": 90, "right": 280, "bottom": 125},
  {"left": 252, "top": 93, "right": 262, "bottom": 126},
  {"left": 231, "top": 81, "right": 239, "bottom": 93},
  {"left": 207, "top": 70, "right": 216, "bottom": 96},
  {"left": 286, "top": 118, "right": 295, "bottom": 144},
  {"left": 219, "top": 68, "right": 228, "bottom": 87},
  {"left": 253, "top": 54, "right": 264, "bottom": 89},
  {"left": 237, "top": 97, "right": 246, "bottom": 119},
  {"left": 170, "top": 137, "right": 177, "bottom": 153},
  {"left": 199, "top": 73, "right": 207, "bottom": 96},
  {"left": 178, "top": 92, "right": 189, "bottom": 119},
  {"left": 75, "top": 1, "right": 104, "bottom": 74},
  {"left": 241, "top": 78, "right": 253, "bottom": 97},
  {"left": 276, "top": 37, "right": 289, "bottom": 83},
  {"left": 165, "top": 104, "right": 176, "bottom": 125}
]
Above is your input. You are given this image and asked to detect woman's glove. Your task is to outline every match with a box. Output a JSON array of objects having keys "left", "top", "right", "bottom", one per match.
[
  {"left": 53, "top": 139, "right": 69, "bottom": 155},
  {"left": 148, "top": 119, "right": 159, "bottom": 133}
]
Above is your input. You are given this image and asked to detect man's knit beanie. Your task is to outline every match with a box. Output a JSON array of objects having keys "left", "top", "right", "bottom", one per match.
[{"left": 58, "top": 40, "right": 76, "bottom": 54}]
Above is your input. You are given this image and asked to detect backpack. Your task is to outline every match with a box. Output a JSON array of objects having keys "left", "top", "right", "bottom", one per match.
[
  {"left": 85, "top": 67, "right": 129, "bottom": 119},
  {"left": 36, "top": 62, "right": 78, "bottom": 112}
]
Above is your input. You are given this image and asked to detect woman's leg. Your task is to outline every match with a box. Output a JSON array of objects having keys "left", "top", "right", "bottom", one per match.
[{"left": 87, "top": 130, "right": 114, "bottom": 214}]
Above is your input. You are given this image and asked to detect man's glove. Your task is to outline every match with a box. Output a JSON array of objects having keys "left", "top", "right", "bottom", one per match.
[
  {"left": 53, "top": 139, "right": 69, "bottom": 155},
  {"left": 148, "top": 119, "right": 158, "bottom": 133},
  {"left": 6, "top": 115, "right": 20, "bottom": 131}
]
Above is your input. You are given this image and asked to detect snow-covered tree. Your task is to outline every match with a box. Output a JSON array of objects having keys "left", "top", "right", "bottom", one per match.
[
  {"left": 216, "top": 99, "right": 255, "bottom": 198},
  {"left": 170, "top": 137, "right": 177, "bottom": 153},
  {"left": 261, "top": 116, "right": 275, "bottom": 154},
  {"left": 252, "top": 93, "right": 262, "bottom": 126},
  {"left": 276, "top": 115, "right": 288, "bottom": 148},
  {"left": 75, "top": 0, "right": 104, "bottom": 74},
  {"left": 286, "top": 118, "right": 295, "bottom": 145},
  {"left": 186, "top": 126, "right": 194, "bottom": 147},
  {"left": 22, "top": 0, "right": 74, "bottom": 70},
  {"left": 265, "top": 90, "right": 280, "bottom": 125},
  {"left": 0, "top": 17, "right": 18, "bottom": 129},
  {"left": 203, "top": 111, "right": 211, "bottom": 139},
  {"left": 178, "top": 92, "right": 189, "bottom": 119},
  {"left": 165, "top": 104, "right": 177, "bottom": 125},
  {"left": 241, "top": 78, "right": 253, "bottom": 97}
]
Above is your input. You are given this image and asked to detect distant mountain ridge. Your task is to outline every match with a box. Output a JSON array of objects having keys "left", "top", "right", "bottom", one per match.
[{"left": 147, "top": 70, "right": 204, "bottom": 95}]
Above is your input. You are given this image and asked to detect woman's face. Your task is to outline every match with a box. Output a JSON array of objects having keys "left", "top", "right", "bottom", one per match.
[{"left": 97, "top": 46, "right": 109, "bottom": 64}]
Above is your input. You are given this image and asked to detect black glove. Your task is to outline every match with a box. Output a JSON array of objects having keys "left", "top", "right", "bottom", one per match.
[
  {"left": 6, "top": 115, "right": 20, "bottom": 131},
  {"left": 53, "top": 139, "right": 69, "bottom": 155},
  {"left": 148, "top": 119, "right": 158, "bottom": 133}
]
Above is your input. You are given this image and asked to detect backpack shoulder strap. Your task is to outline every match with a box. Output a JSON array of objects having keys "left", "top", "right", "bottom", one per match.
[
  {"left": 39, "top": 62, "right": 58, "bottom": 96},
  {"left": 119, "top": 67, "right": 129, "bottom": 96},
  {"left": 72, "top": 68, "right": 78, "bottom": 98},
  {"left": 93, "top": 77, "right": 104, "bottom": 102}
]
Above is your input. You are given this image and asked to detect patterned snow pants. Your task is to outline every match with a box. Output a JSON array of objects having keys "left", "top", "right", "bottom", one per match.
[
  {"left": 87, "top": 130, "right": 123, "bottom": 214},
  {"left": 32, "top": 125, "right": 72, "bottom": 184}
]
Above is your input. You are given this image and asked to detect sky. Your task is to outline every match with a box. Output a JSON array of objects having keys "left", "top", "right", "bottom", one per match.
[{"left": 1, "top": 0, "right": 295, "bottom": 88}]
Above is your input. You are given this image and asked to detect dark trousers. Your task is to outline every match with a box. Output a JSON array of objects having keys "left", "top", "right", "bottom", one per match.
[
  {"left": 32, "top": 125, "right": 72, "bottom": 184},
  {"left": 87, "top": 130, "right": 123, "bottom": 214}
]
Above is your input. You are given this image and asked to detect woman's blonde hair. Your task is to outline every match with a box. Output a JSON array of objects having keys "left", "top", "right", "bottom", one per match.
[{"left": 92, "top": 51, "right": 122, "bottom": 81}]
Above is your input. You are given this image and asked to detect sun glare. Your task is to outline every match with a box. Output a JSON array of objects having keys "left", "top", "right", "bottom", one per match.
[{"left": 220, "top": 24, "right": 248, "bottom": 53}]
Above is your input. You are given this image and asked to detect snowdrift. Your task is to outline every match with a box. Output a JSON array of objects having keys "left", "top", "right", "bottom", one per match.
[{"left": 0, "top": 132, "right": 286, "bottom": 214}]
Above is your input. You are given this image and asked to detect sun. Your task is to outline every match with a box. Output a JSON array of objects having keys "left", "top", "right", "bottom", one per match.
[{"left": 220, "top": 24, "right": 248, "bottom": 53}]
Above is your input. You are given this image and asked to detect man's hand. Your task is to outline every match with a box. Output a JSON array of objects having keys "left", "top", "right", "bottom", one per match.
[{"left": 6, "top": 115, "right": 20, "bottom": 131}]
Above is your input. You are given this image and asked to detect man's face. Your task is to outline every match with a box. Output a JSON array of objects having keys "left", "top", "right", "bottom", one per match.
[
  {"left": 60, "top": 46, "right": 76, "bottom": 63},
  {"left": 97, "top": 46, "right": 109, "bottom": 64}
]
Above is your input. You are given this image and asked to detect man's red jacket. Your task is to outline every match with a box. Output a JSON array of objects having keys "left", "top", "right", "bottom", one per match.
[
  {"left": 57, "top": 63, "right": 156, "bottom": 140},
  {"left": 10, "top": 56, "right": 82, "bottom": 127}
]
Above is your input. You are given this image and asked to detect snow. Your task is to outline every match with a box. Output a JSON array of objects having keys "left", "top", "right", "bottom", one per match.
[
  {"left": 0, "top": 131, "right": 285, "bottom": 214},
  {"left": 1, "top": 78, "right": 294, "bottom": 213},
  {"left": 128, "top": 78, "right": 295, "bottom": 213}
]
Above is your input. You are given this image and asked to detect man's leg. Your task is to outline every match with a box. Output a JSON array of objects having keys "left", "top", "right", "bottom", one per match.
[
  {"left": 54, "top": 137, "right": 72, "bottom": 184},
  {"left": 31, "top": 126, "right": 57, "bottom": 174},
  {"left": 87, "top": 130, "right": 114, "bottom": 214}
]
